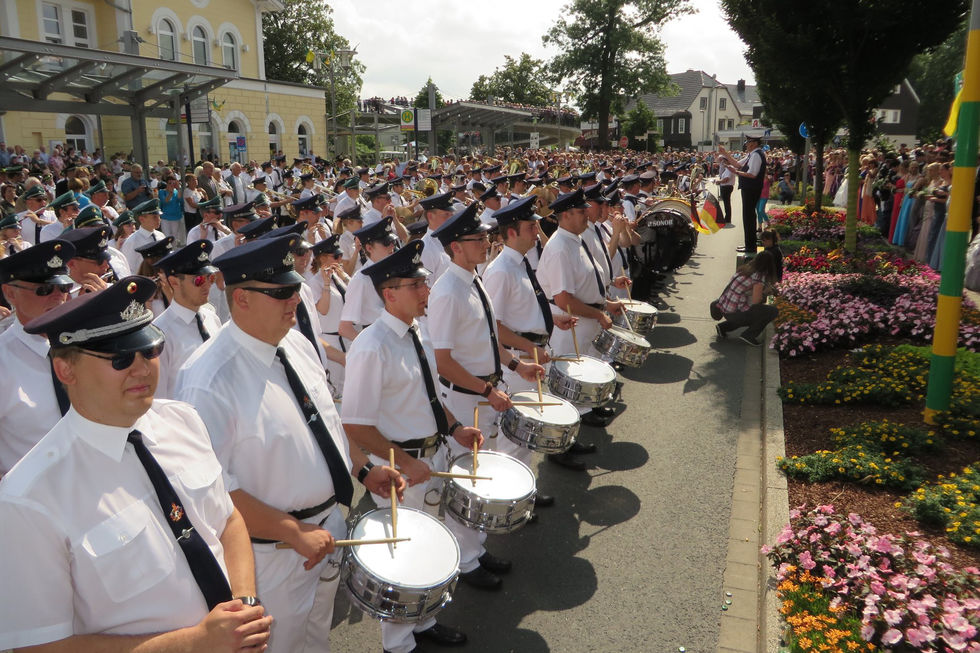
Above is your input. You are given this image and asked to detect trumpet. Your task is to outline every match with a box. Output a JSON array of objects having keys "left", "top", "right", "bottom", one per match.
[
  {"left": 312, "top": 182, "right": 338, "bottom": 198},
  {"left": 248, "top": 184, "right": 295, "bottom": 202}
]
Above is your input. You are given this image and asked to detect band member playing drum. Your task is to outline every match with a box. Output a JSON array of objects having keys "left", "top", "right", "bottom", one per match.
[{"left": 342, "top": 239, "right": 485, "bottom": 653}]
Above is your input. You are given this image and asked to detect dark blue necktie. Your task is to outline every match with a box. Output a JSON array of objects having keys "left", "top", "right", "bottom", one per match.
[
  {"left": 581, "top": 240, "right": 606, "bottom": 299},
  {"left": 523, "top": 256, "right": 554, "bottom": 336}
]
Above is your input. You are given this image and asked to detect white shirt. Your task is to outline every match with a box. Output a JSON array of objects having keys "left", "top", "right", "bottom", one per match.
[
  {"left": 0, "top": 403, "right": 233, "bottom": 649},
  {"left": 421, "top": 230, "right": 450, "bottom": 287},
  {"left": 482, "top": 245, "right": 550, "bottom": 336},
  {"left": 339, "top": 264, "right": 383, "bottom": 328},
  {"left": 120, "top": 227, "right": 166, "bottom": 272},
  {"left": 108, "top": 246, "right": 132, "bottom": 278},
  {"left": 295, "top": 281, "right": 328, "bottom": 367},
  {"left": 38, "top": 220, "right": 69, "bottom": 243},
  {"left": 17, "top": 209, "right": 55, "bottom": 246},
  {"left": 428, "top": 262, "right": 499, "bottom": 376},
  {"left": 152, "top": 302, "right": 222, "bottom": 400},
  {"left": 309, "top": 271, "right": 346, "bottom": 334},
  {"left": 0, "top": 320, "right": 63, "bottom": 474},
  {"left": 341, "top": 311, "right": 439, "bottom": 440},
  {"left": 187, "top": 222, "right": 224, "bottom": 244},
  {"left": 718, "top": 162, "right": 736, "bottom": 187},
  {"left": 582, "top": 221, "right": 613, "bottom": 287},
  {"left": 598, "top": 221, "right": 628, "bottom": 278},
  {"left": 361, "top": 206, "right": 383, "bottom": 227},
  {"left": 211, "top": 232, "right": 238, "bottom": 260},
  {"left": 537, "top": 226, "right": 605, "bottom": 306},
  {"left": 333, "top": 194, "right": 357, "bottom": 218},
  {"left": 176, "top": 324, "right": 349, "bottom": 511}
]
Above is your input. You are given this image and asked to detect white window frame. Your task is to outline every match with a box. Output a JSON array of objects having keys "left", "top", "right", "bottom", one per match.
[
  {"left": 719, "top": 97, "right": 727, "bottom": 111},
  {"left": 221, "top": 32, "right": 238, "bottom": 70},
  {"left": 678, "top": 118, "right": 686, "bottom": 133},
  {"left": 191, "top": 25, "right": 209, "bottom": 65},
  {"left": 39, "top": 2, "right": 95, "bottom": 47},
  {"left": 158, "top": 18, "right": 177, "bottom": 62},
  {"left": 63, "top": 115, "right": 90, "bottom": 153},
  {"left": 297, "top": 124, "right": 309, "bottom": 156},
  {"left": 699, "top": 96, "right": 707, "bottom": 110}
]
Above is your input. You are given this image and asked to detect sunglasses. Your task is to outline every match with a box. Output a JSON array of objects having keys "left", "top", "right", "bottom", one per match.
[
  {"left": 78, "top": 342, "right": 165, "bottom": 371},
  {"left": 390, "top": 279, "right": 427, "bottom": 291},
  {"left": 179, "top": 273, "right": 215, "bottom": 287},
  {"left": 241, "top": 284, "right": 301, "bottom": 300},
  {"left": 8, "top": 282, "right": 73, "bottom": 296}
]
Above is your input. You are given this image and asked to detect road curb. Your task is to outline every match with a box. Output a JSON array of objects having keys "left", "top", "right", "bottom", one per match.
[{"left": 761, "top": 329, "right": 789, "bottom": 652}]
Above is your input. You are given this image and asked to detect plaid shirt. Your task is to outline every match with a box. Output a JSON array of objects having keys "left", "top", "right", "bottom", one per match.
[{"left": 717, "top": 271, "right": 763, "bottom": 314}]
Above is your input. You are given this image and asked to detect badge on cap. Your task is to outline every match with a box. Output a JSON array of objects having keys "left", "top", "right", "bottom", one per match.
[
  {"left": 120, "top": 300, "right": 145, "bottom": 322},
  {"left": 98, "top": 238, "right": 108, "bottom": 248},
  {"left": 47, "top": 255, "right": 62, "bottom": 268},
  {"left": 198, "top": 252, "right": 209, "bottom": 262},
  {"left": 283, "top": 252, "right": 295, "bottom": 267},
  {"left": 412, "top": 251, "right": 422, "bottom": 265}
]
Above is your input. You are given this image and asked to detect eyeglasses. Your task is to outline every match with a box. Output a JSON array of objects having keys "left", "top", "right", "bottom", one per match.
[
  {"left": 240, "top": 284, "right": 301, "bottom": 300},
  {"left": 78, "top": 342, "right": 165, "bottom": 371},
  {"left": 458, "top": 235, "right": 488, "bottom": 243},
  {"left": 8, "top": 282, "right": 73, "bottom": 296},
  {"left": 178, "top": 273, "right": 215, "bottom": 287},
  {"left": 390, "top": 279, "right": 428, "bottom": 291}
]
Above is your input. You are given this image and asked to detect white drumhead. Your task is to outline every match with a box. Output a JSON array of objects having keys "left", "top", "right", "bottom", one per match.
[
  {"left": 553, "top": 355, "right": 617, "bottom": 383},
  {"left": 449, "top": 451, "right": 535, "bottom": 499},
  {"left": 622, "top": 299, "right": 657, "bottom": 316},
  {"left": 511, "top": 391, "right": 579, "bottom": 426},
  {"left": 350, "top": 508, "right": 459, "bottom": 587},
  {"left": 650, "top": 198, "right": 692, "bottom": 215},
  {"left": 605, "top": 326, "right": 651, "bottom": 348}
]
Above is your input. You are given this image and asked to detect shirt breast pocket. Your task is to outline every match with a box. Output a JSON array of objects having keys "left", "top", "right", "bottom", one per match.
[
  {"left": 79, "top": 501, "right": 177, "bottom": 602},
  {"left": 176, "top": 459, "right": 227, "bottom": 534}
]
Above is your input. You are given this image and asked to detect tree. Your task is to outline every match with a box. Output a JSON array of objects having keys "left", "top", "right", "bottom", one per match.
[
  {"left": 262, "top": 0, "right": 364, "bottom": 139},
  {"left": 543, "top": 0, "right": 694, "bottom": 150},
  {"left": 468, "top": 54, "right": 552, "bottom": 106},
  {"left": 724, "top": 0, "right": 967, "bottom": 251},
  {"left": 908, "top": 18, "right": 969, "bottom": 142},
  {"left": 619, "top": 102, "right": 657, "bottom": 150}
]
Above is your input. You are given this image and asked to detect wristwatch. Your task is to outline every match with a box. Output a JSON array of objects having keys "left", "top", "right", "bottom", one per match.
[
  {"left": 479, "top": 381, "right": 493, "bottom": 398},
  {"left": 356, "top": 461, "right": 375, "bottom": 484},
  {"left": 507, "top": 358, "right": 520, "bottom": 372},
  {"left": 448, "top": 421, "right": 462, "bottom": 437},
  {"left": 236, "top": 596, "right": 261, "bottom": 607}
]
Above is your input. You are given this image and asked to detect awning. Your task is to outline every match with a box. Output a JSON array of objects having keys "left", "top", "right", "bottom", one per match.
[{"left": 0, "top": 36, "right": 238, "bottom": 163}]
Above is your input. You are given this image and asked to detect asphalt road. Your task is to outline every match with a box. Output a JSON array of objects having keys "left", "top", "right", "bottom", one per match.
[{"left": 328, "top": 187, "right": 759, "bottom": 653}]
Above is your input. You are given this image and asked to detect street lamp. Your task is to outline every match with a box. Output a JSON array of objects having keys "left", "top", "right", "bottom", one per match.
[{"left": 317, "top": 47, "right": 355, "bottom": 159}]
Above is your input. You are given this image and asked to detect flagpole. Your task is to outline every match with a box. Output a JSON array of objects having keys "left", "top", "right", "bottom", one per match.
[{"left": 924, "top": 0, "right": 980, "bottom": 423}]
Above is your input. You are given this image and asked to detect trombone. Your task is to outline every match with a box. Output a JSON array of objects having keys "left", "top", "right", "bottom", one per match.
[{"left": 248, "top": 184, "right": 295, "bottom": 202}]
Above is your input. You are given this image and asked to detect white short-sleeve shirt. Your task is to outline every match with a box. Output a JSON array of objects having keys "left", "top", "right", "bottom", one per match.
[
  {"left": 536, "top": 226, "right": 605, "bottom": 306},
  {"left": 152, "top": 302, "right": 222, "bottom": 400},
  {"left": 481, "top": 245, "right": 549, "bottom": 336},
  {"left": 427, "top": 262, "right": 499, "bottom": 376},
  {"left": 339, "top": 264, "right": 383, "bottom": 328}
]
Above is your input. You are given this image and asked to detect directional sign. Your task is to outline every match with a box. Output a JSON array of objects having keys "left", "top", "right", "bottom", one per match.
[
  {"left": 400, "top": 109, "right": 415, "bottom": 132},
  {"left": 799, "top": 122, "right": 809, "bottom": 139},
  {"left": 416, "top": 109, "right": 432, "bottom": 132}
]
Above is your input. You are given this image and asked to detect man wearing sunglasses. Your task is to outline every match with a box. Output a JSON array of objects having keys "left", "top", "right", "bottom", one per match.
[
  {"left": 152, "top": 240, "right": 222, "bottom": 399},
  {"left": 0, "top": 240, "right": 77, "bottom": 474},
  {"left": 342, "top": 240, "right": 481, "bottom": 653},
  {"left": 1, "top": 275, "right": 272, "bottom": 651},
  {"left": 176, "top": 234, "right": 405, "bottom": 653},
  {"left": 60, "top": 225, "right": 117, "bottom": 295}
]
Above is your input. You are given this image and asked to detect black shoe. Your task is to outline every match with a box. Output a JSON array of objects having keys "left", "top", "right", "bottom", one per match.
[
  {"left": 548, "top": 452, "right": 588, "bottom": 471},
  {"left": 716, "top": 324, "right": 728, "bottom": 339},
  {"left": 479, "top": 552, "right": 512, "bottom": 574},
  {"left": 581, "top": 412, "right": 610, "bottom": 427},
  {"left": 593, "top": 405, "right": 616, "bottom": 418},
  {"left": 739, "top": 334, "right": 761, "bottom": 347},
  {"left": 416, "top": 623, "right": 467, "bottom": 646},
  {"left": 534, "top": 493, "right": 555, "bottom": 507},
  {"left": 569, "top": 440, "right": 597, "bottom": 454},
  {"left": 459, "top": 565, "right": 502, "bottom": 590},
  {"left": 735, "top": 246, "right": 747, "bottom": 253}
]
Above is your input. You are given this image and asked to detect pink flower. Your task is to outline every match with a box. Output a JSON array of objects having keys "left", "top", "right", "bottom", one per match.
[
  {"left": 861, "top": 624, "right": 876, "bottom": 641},
  {"left": 905, "top": 625, "right": 936, "bottom": 646},
  {"left": 798, "top": 550, "right": 816, "bottom": 570},
  {"left": 825, "top": 521, "right": 841, "bottom": 536},
  {"left": 943, "top": 612, "right": 972, "bottom": 633},
  {"left": 883, "top": 609, "right": 903, "bottom": 626},
  {"left": 870, "top": 580, "right": 886, "bottom": 595},
  {"left": 881, "top": 628, "right": 903, "bottom": 645}
]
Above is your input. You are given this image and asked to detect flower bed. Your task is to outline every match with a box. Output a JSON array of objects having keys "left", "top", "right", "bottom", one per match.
[
  {"left": 764, "top": 506, "right": 980, "bottom": 652},
  {"left": 904, "top": 465, "right": 980, "bottom": 548}
]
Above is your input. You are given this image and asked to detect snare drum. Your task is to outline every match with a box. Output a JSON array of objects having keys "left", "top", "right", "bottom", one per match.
[
  {"left": 499, "top": 391, "right": 580, "bottom": 454},
  {"left": 614, "top": 299, "right": 658, "bottom": 335},
  {"left": 547, "top": 355, "right": 617, "bottom": 407},
  {"left": 443, "top": 451, "right": 535, "bottom": 534},
  {"left": 593, "top": 326, "right": 651, "bottom": 367},
  {"left": 342, "top": 507, "right": 459, "bottom": 623}
]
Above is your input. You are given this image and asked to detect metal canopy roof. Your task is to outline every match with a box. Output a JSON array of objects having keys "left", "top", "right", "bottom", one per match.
[
  {"left": 0, "top": 36, "right": 237, "bottom": 118},
  {"left": 433, "top": 101, "right": 533, "bottom": 130}
]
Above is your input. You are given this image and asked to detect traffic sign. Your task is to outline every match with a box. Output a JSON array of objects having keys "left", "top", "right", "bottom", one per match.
[
  {"left": 416, "top": 109, "right": 432, "bottom": 132},
  {"left": 400, "top": 109, "right": 415, "bottom": 132},
  {"left": 799, "top": 122, "right": 809, "bottom": 138},
  {"left": 619, "top": 136, "right": 629, "bottom": 148},
  {"left": 236, "top": 136, "right": 246, "bottom": 148}
]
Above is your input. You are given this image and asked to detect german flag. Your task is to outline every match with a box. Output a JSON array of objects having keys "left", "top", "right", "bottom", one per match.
[{"left": 691, "top": 191, "right": 722, "bottom": 234}]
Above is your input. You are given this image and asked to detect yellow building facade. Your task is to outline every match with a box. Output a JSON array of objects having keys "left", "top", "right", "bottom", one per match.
[{"left": 0, "top": 0, "right": 327, "bottom": 164}]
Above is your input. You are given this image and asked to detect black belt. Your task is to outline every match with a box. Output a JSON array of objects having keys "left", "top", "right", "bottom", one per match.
[
  {"left": 439, "top": 374, "right": 500, "bottom": 396},
  {"left": 396, "top": 433, "right": 445, "bottom": 459},
  {"left": 250, "top": 496, "right": 337, "bottom": 544},
  {"left": 549, "top": 299, "right": 604, "bottom": 311},
  {"left": 514, "top": 331, "right": 549, "bottom": 347}
]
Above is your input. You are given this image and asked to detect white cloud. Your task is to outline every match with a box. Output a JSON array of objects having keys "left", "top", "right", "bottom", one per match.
[{"left": 328, "top": 0, "right": 754, "bottom": 104}]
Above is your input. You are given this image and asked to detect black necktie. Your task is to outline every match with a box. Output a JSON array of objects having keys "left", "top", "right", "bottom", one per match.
[
  {"left": 332, "top": 277, "right": 347, "bottom": 301},
  {"left": 594, "top": 224, "right": 614, "bottom": 275},
  {"left": 523, "top": 256, "right": 554, "bottom": 336},
  {"left": 194, "top": 312, "right": 210, "bottom": 342},
  {"left": 581, "top": 240, "right": 606, "bottom": 299},
  {"left": 472, "top": 277, "right": 501, "bottom": 377},
  {"left": 295, "top": 301, "right": 319, "bottom": 353},
  {"left": 150, "top": 231, "right": 158, "bottom": 242},
  {"left": 601, "top": 222, "right": 629, "bottom": 269},
  {"left": 48, "top": 356, "right": 69, "bottom": 416},
  {"left": 274, "top": 347, "right": 353, "bottom": 506},
  {"left": 409, "top": 325, "right": 449, "bottom": 435},
  {"left": 35, "top": 221, "right": 43, "bottom": 244},
  {"left": 127, "top": 429, "right": 232, "bottom": 610}
]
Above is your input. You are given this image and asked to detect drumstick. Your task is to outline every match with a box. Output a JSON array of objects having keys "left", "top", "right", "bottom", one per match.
[
  {"left": 478, "top": 400, "right": 563, "bottom": 407},
  {"left": 275, "top": 537, "right": 411, "bottom": 550},
  {"left": 533, "top": 348, "right": 543, "bottom": 404},
  {"left": 388, "top": 447, "right": 398, "bottom": 547},
  {"left": 568, "top": 308, "right": 581, "bottom": 360},
  {"left": 621, "top": 310, "right": 635, "bottom": 333},
  {"left": 429, "top": 471, "right": 493, "bottom": 480},
  {"left": 472, "top": 406, "right": 479, "bottom": 486},
  {"left": 521, "top": 355, "right": 581, "bottom": 362}
]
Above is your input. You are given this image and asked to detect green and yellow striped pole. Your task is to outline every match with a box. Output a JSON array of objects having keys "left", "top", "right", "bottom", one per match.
[{"left": 924, "top": 1, "right": 980, "bottom": 423}]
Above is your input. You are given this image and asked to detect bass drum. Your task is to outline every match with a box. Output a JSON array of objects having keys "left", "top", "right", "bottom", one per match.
[{"left": 634, "top": 199, "right": 698, "bottom": 273}]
